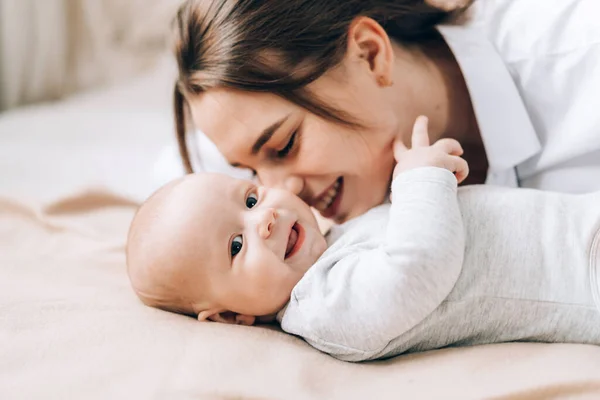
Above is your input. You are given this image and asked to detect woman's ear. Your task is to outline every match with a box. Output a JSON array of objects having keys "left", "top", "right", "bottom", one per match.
[
  {"left": 197, "top": 309, "right": 256, "bottom": 326},
  {"left": 345, "top": 16, "right": 394, "bottom": 87}
]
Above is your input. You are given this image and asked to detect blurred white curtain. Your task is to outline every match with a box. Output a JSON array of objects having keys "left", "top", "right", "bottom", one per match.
[{"left": 0, "top": 0, "right": 181, "bottom": 111}]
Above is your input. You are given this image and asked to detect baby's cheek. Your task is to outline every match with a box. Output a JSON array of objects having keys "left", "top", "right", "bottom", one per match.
[
  {"left": 244, "top": 255, "right": 270, "bottom": 279},
  {"left": 307, "top": 234, "right": 327, "bottom": 263},
  {"left": 315, "top": 236, "right": 328, "bottom": 260}
]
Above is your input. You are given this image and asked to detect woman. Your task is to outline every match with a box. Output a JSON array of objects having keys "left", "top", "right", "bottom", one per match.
[{"left": 171, "top": 0, "right": 600, "bottom": 224}]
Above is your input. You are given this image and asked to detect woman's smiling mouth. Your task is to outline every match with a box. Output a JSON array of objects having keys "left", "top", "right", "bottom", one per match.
[{"left": 312, "top": 177, "right": 344, "bottom": 218}]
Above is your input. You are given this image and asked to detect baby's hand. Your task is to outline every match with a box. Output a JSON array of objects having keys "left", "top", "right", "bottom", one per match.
[{"left": 393, "top": 116, "right": 469, "bottom": 183}]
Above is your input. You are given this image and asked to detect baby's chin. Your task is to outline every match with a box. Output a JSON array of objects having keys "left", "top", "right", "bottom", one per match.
[
  {"left": 290, "top": 235, "right": 327, "bottom": 273},
  {"left": 249, "top": 292, "right": 294, "bottom": 319}
]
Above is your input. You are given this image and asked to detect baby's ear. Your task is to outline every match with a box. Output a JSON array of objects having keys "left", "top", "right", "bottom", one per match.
[
  {"left": 234, "top": 314, "right": 256, "bottom": 326},
  {"left": 197, "top": 310, "right": 256, "bottom": 326}
]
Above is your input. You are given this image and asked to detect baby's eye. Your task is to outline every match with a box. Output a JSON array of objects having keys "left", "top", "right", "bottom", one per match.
[
  {"left": 231, "top": 235, "right": 243, "bottom": 257},
  {"left": 246, "top": 192, "right": 258, "bottom": 209}
]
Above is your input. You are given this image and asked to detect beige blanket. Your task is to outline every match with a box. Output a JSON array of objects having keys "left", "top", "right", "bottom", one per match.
[{"left": 1, "top": 191, "right": 600, "bottom": 399}]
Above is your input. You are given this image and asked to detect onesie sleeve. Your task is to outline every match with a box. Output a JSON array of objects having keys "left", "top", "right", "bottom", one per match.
[{"left": 281, "top": 167, "right": 465, "bottom": 361}]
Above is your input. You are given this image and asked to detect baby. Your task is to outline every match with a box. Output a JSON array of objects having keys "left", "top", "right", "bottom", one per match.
[{"left": 127, "top": 117, "right": 600, "bottom": 362}]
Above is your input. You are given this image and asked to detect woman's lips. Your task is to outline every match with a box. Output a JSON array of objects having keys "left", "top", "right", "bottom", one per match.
[
  {"left": 285, "top": 222, "right": 304, "bottom": 259},
  {"left": 313, "top": 177, "right": 343, "bottom": 219}
]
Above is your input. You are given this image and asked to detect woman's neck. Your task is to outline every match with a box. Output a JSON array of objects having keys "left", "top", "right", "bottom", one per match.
[
  {"left": 392, "top": 36, "right": 488, "bottom": 184},
  {"left": 405, "top": 37, "right": 479, "bottom": 143}
]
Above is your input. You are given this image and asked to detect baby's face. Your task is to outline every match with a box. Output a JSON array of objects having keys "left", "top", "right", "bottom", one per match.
[{"left": 180, "top": 173, "right": 327, "bottom": 317}]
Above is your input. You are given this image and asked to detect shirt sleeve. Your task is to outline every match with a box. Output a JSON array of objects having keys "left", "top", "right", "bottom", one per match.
[{"left": 281, "top": 167, "right": 465, "bottom": 361}]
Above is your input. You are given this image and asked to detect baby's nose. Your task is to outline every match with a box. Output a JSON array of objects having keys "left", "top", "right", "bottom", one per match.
[{"left": 258, "top": 208, "right": 278, "bottom": 239}]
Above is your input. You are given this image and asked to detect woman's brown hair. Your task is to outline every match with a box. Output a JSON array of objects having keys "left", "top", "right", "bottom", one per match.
[{"left": 173, "top": 0, "right": 469, "bottom": 173}]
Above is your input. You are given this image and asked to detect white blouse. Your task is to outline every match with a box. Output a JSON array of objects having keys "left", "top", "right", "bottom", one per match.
[{"left": 439, "top": 0, "right": 600, "bottom": 193}]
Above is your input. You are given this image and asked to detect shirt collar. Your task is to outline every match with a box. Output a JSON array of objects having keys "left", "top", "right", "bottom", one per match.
[{"left": 437, "top": 22, "right": 540, "bottom": 171}]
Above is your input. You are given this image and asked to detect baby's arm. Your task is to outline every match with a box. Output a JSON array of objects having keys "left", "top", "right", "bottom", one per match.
[{"left": 283, "top": 117, "right": 467, "bottom": 361}]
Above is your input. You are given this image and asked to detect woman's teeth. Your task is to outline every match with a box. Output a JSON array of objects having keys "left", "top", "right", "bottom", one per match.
[{"left": 315, "top": 180, "right": 340, "bottom": 212}]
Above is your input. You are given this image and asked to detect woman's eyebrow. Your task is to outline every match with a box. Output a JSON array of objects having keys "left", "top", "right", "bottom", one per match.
[{"left": 251, "top": 114, "right": 290, "bottom": 155}]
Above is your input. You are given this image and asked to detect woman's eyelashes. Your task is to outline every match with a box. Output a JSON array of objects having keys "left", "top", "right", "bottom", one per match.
[{"left": 275, "top": 128, "right": 298, "bottom": 159}]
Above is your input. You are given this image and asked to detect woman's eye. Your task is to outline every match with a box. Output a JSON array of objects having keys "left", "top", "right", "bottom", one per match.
[
  {"left": 246, "top": 192, "right": 258, "bottom": 209},
  {"left": 231, "top": 235, "right": 243, "bottom": 257},
  {"left": 276, "top": 131, "right": 296, "bottom": 158}
]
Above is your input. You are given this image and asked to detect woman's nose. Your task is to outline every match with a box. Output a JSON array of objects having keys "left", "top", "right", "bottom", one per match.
[
  {"left": 283, "top": 176, "right": 304, "bottom": 195},
  {"left": 257, "top": 208, "right": 278, "bottom": 239},
  {"left": 257, "top": 169, "right": 304, "bottom": 195}
]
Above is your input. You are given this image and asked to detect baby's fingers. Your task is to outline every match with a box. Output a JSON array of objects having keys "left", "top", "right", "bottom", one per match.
[
  {"left": 451, "top": 156, "right": 470, "bottom": 184},
  {"left": 434, "top": 138, "right": 463, "bottom": 156},
  {"left": 411, "top": 116, "right": 430, "bottom": 148}
]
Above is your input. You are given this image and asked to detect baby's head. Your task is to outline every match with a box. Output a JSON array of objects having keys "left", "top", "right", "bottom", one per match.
[{"left": 126, "top": 173, "right": 327, "bottom": 325}]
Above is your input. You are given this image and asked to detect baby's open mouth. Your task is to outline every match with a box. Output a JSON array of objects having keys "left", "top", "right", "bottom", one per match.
[{"left": 285, "top": 222, "right": 304, "bottom": 259}]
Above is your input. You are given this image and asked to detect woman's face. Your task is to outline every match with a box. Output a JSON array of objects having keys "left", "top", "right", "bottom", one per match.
[{"left": 189, "top": 75, "right": 406, "bottom": 223}]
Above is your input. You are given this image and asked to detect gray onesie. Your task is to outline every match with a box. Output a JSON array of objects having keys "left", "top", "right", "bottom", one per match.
[{"left": 277, "top": 167, "right": 600, "bottom": 362}]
